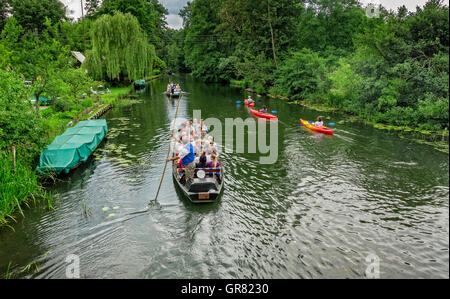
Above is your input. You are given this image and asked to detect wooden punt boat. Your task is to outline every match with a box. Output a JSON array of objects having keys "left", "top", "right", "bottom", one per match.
[{"left": 172, "top": 159, "right": 224, "bottom": 204}]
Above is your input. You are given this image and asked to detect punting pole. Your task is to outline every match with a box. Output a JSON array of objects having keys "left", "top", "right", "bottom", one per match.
[{"left": 153, "top": 91, "right": 183, "bottom": 202}]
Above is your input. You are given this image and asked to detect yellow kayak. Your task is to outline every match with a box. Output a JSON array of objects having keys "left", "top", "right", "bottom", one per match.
[{"left": 300, "top": 118, "right": 334, "bottom": 135}]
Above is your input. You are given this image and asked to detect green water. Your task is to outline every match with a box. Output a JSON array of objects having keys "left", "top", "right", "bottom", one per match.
[{"left": 0, "top": 74, "right": 448, "bottom": 278}]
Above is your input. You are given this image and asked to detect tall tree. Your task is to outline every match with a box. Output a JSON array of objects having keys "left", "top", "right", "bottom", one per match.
[
  {"left": 1, "top": 17, "right": 71, "bottom": 113},
  {"left": 95, "top": 0, "right": 167, "bottom": 50},
  {"left": 0, "top": 0, "right": 9, "bottom": 32},
  {"left": 85, "top": 12, "right": 156, "bottom": 82},
  {"left": 9, "top": 0, "right": 67, "bottom": 33},
  {"left": 84, "top": 0, "right": 101, "bottom": 17}
]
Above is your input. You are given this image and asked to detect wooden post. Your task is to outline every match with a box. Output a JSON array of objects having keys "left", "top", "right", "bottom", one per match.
[{"left": 12, "top": 144, "right": 16, "bottom": 173}]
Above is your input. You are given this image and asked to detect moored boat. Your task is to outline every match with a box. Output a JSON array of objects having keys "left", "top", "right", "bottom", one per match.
[
  {"left": 37, "top": 119, "right": 108, "bottom": 174},
  {"left": 134, "top": 79, "right": 146, "bottom": 90},
  {"left": 300, "top": 118, "right": 334, "bottom": 135},
  {"left": 249, "top": 108, "right": 278, "bottom": 120}
]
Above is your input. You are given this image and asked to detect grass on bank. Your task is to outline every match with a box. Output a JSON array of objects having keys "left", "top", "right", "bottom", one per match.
[
  {"left": 0, "top": 152, "right": 54, "bottom": 228},
  {"left": 0, "top": 86, "right": 132, "bottom": 228}
]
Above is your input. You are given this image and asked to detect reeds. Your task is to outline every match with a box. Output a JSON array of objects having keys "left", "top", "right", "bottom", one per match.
[{"left": 0, "top": 152, "right": 54, "bottom": 227}]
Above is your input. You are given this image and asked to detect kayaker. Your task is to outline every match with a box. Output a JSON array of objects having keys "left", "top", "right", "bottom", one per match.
[
  {"left": 247, "top": 96, "right": 253, "bottom": 104},
  {"left": 167, "top": 136, "right": 196, "bottom": 184},
  {"left": 261, "top": 105, "right": 268, "bottom": 113},
  {"left": 314, "top": 117, "right": 324, "bottom": 127}
]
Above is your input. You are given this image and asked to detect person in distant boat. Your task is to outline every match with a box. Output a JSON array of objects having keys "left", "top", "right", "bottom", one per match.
[
  {"left": 171, "top": 82, "right": 175, "bottom": 94},
  {"left": 207, "top": 153, "right": 220, "bottom": 168},
  {"left": 167, "top": 136, "right": 196, "bottom": 184},
  {"left": 314, "top": 117, "right": 324, "bottom": 127},
  {"left": 261, "top": 105, "right": 268, "bottom": 113},
  {"left": 247, "top": 95, "right": 253, "bottom": 104}
]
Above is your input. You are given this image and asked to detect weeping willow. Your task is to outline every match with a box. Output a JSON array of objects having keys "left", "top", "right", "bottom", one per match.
[{"left": 86, "top": 12, "right": 156, "bottom": 81}]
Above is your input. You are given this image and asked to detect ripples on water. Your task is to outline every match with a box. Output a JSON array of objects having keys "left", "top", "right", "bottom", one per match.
[{"left": 0, "top": 76, "right": 448, "bottom": 279}]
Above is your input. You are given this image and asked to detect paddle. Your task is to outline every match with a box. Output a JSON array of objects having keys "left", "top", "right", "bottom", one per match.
[
  {"left": 236, "top": 100, "right": 242, "bottom": 104},
  {"left": 154, "top": 92, "right": 183, "bottom": 202},
  {"left": 328, "top": 123, "right": 336, "bottom": 126},
  {"left": 271, "top": 110, "right": 277, "bottom": 114}
]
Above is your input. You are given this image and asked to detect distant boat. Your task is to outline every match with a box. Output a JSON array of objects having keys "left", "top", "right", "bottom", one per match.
[
  {"left": 30, "top": 95, "right": 51, "bottom": 106},
  {"left": 134, "top": 79, "right": 146, "bottom": 90}
]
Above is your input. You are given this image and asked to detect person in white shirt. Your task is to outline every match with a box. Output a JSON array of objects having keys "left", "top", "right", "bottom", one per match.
[{"left": 314, "top": 117, "right": 324, "bottom": 127}]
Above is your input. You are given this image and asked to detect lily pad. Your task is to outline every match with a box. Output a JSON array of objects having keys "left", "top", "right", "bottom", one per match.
[
  {"left": 106, "top": 213, "right": 116, "bottom": 218},
  {"left": 102, "top": 207, "right": 110, "bottom": 211}
]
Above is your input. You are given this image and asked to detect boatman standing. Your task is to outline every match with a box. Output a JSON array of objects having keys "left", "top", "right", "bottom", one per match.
[{"left": 167, "top": 136, "right": 196, "bottom": 184}]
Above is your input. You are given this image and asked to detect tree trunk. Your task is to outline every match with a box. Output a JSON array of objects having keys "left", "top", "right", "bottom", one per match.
[
  {"left": 35, "top": 91, "right": 41, "bottom": 114},
  {"left": 267, "top": 0, "right": 278, "bottom": 68}
]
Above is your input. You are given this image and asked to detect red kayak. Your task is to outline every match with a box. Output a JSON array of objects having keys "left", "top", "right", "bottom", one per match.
[
  {"left": 300, "top": 118, "right": 334, "bottom": 135},
  {"left": 244, "top": 100, "right": 255, "bottom": 107},
  {"left": 249, "top": 109, "right": 278, "bottom": 120}
]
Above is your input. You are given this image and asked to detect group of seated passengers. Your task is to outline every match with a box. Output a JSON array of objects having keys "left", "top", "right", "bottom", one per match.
[
  {"left": 167, "top": 82, "right": 181, "bottom": 94},
  {"left": 172, "top": 119, "right": 221, "bottom": 170}
]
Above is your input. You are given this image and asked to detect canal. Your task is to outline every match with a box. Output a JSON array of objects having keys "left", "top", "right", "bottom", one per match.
[{"left": 0, "top": 74, "right": 448, "bottom": 278}]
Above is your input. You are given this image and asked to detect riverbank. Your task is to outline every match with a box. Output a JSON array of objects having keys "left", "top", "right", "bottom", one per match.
[
  {"left": 0, "top": 86, "right": 133, "bottom": 228},
  {"left": 243, "top": 87, "right": 449, "bottom": 153}
]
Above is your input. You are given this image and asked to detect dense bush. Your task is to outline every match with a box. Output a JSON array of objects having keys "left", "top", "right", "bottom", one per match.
[{"left": 181, "top": 0, "right": 449, "bottom": 131}]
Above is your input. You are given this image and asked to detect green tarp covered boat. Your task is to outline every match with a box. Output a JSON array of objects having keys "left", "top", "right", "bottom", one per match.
[
  {"left": 37, "top": 119, "right": 108, "bottom": 174},
  {"left": 134, "top": 79, "right": 146, "bottom": 90}
]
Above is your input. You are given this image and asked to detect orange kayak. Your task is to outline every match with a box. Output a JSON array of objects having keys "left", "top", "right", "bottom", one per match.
[{"left": 300, "top": 118, "right": 334, "bottom": 135}]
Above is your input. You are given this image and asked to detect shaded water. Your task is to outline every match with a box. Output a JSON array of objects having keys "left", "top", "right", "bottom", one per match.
[{"left": 1, "top": 75, "right": 448, "bottom": 278}]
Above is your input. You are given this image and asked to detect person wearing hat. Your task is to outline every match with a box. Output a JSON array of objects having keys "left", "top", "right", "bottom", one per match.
[{"left": 247, "top": 95, "right": 253, "bottom": 104}]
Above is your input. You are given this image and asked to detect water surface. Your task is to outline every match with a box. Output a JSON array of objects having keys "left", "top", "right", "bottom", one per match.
[{"left": 0, "top": 75, "right": 448, "bottom": 278}]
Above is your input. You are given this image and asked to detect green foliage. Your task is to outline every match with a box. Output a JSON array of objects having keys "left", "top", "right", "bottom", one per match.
[
  {"left": 86, "top": 12, "right": 156, "bottom": 81},
  {"left": 0, "top": 69, "right": 45, "bottom": 158},
  {"left": 0, "top": 151, "right": 48, "bottom": 226},
  {"left": 1, "top": 17, "right": 72, "bottom": 112},
  {"left": 270, "top": 49, "right": 326, "bottom": 100},
  {"left": 178, "top": 0, "right": 449, "bottom": 130},
  {"left": 164, "top": 28, "right": 187, "bottom": 71},
  {"left": 184, "top": 0, "right": 222, "bottom": 82},
  {"left": 57, "top": 19, "right": 93, "bottom": 53},
  {"left": 81, "top": 97, "right": 93, "bottom": 108},
  {"left": 95, "top": 0, "right": 167, "bottom": 52},
  {"left": 60, "top": 68, "right": 94, "bottom": 100},
  {"left": 9, "top": 0, "right": 67, "bottom": 33}
]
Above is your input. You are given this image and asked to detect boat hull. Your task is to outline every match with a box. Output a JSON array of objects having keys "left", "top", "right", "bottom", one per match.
[
  {"left": 166, "top": 91, "right": 181, "bottom": 97},
  {"left": 172, "top": 163, "right": 224, "bottom": 204},
  {"left": 300, "top": 118, "right": 334, "bottom": 135},
  {"left": 249, "top": 109, "right": 277, "bottom": 119}
]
